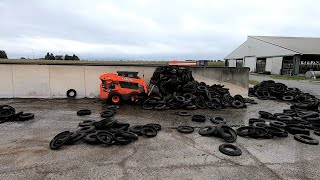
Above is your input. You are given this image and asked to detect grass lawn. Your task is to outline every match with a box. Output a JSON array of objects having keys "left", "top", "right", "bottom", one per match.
[
  {"left": 208, "top": 61, "right": 225, "bottom": 67},
  {"left": 249, "top": 80, "right": 260, "bottom": 85},
  {"left": 270, "top": 75, "right": 309, "bottom": 80}
]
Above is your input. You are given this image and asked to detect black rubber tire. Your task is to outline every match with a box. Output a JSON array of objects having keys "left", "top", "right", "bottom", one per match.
[
  {"left": 219, "top": 144, "right": 242, "bottom": 156},
  {"left": 210, "top": 117, "right": 226, "bottom": 124},
  {"left": 14, "top": 111, "right": 24, "bottom": 120},
  {"left": 252, "top": 122, "right": 268, "bottom": 128},
  {"left": 248, "top": 127, "right": 268, "bottom": 139},
  {"left": 109, "top": 93, "right": 122, "bottom": 104},
  {"left": 231, "top": 100, "right": 244, "bottom": 109},
  {"left": 68, "top": 131, "right": 86, "bottom": 144},
  {"left": 119, "top": 131, "right": 139, "bottom": 141},
  {"left": 217, "top": 125, "right": 237, "bottom": 143},
  {"left": 237, "top": 126, "right": 254, "bottom": 137},
  {"left": 178, "top": 111, "right": 191, "bottom": 116},
  {"left": 129, "top": 125, "right": 143, "bottom": 135},
  {"left": 18, "top": 113, "right": 34, "bottom": 121},
  {"left": 192, "top": 115, "right": 206, "bottom": 122},
  {"left": 140, "top": 125, "right": 157, "bottom": 137},
  {"left": 270, "top": 121, "right": 287, "bottom": 128},
  {"left": 79, "top": 120, "right": 96, "bottom": 127},
  {"left": 77, "top": 109, "right": 91, "bottom": 116},
  {"left": 294, "top": 134, "right": 319, "bottom": 145},
  {"left": 264, "top": 126, "right": 288, "bottom": 137},
  {"left": 77, "top": 126, "right": 95, "bottom": 134},
  {"left": 142, "top": 104, "right": 154, "bottom": 110},
  {"left": 100, "top": 109, "right": 115, "bottom": 118},
  {"left": 84, "top": 133, "right": 100, "bottom": 144},
  {"left": 199, "top": 126, "right": 216, "bottom": 136},
  {"left": 314, "top": 129, "right": 320, "bottom": 136},
  {"left": 154, "top": 104, "right": 166, "bottom": 110},
  {"left": 97, "top": 131, "right": 115, "bottom": 145},
  {"left": 177, "top": 126, "right": 194, "bottom": 133},
  {"left": 276, "top": 115, "right": 292, "bottom": 122},
  {"left": 66, "top": 89, "right": 77, "bottom": 98},
  {"left": 114, "top": 133, "right": 132, "bottom": 145},
  {"left": 283, "top": 96, "right": 294, "bottom": 101},
  {"left": 50, "top": 131, "right": 72, "bottom": 150},
  {"left": 287, "top": 127, "right": 310, "bottom": 135},
  {"left": 145, "top": 123, "right": 161, "bottom": 131}
]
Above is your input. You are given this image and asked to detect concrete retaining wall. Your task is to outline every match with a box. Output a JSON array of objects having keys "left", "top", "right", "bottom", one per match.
[
  {"left": 191, "top": 67, "right": 249, "bottom": 88},
  {"left": 0, "top": 63, "right": 249, "bottom": 98}
]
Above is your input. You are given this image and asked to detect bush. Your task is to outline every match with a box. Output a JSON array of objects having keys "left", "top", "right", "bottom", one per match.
[{"left": 0, "top": 50, "right": 8, "bottom": 59}]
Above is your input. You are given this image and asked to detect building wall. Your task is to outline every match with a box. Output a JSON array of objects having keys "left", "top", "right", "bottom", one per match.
[
  {"left": 266, "top": 57, "right": 283, "bottom": 75},
  {"left": 244, "top": 56, "right": 256, "bottom": 72},
  {"left": 0, "top": 64, "right": 249, "bottom": 98}
]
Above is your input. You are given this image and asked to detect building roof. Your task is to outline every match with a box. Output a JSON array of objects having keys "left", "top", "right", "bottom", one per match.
[{"left": 250, "top": 36, "right": 320, "bottom": 54}]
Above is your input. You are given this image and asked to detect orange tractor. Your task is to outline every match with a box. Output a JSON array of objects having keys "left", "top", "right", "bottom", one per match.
[{"left": 100, "top": 71, "right": 148, "bottom": 104}]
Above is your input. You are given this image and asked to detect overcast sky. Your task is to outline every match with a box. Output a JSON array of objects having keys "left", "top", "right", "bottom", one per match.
[{"left": 1, "top": 0, "right": 320, "bottom": 60}]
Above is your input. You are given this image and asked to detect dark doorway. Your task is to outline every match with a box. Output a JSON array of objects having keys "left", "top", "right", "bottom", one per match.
[{"left": 256, "top": 58, "right": 266, "bottom": 73}]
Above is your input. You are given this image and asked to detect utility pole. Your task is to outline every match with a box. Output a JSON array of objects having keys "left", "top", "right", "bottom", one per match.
[{"left": 32, "top": 49, "right": 34, "bottom": 59}]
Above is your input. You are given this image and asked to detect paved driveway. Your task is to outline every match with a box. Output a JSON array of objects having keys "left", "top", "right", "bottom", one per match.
[{"left": 0, "top": 99, "right": 320, "bottom": 179}]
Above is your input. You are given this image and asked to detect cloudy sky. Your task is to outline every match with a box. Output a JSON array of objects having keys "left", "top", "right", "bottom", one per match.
[{"left": 1, "top": 0, "right": 319, "bottom": 60}]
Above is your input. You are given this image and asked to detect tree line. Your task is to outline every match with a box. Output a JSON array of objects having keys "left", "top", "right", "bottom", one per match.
[{"left": 44, "top": 53, "right": 80, "bottom": 60}]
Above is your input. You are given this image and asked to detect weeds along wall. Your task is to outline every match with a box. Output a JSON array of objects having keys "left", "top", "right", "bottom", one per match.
[{"left": 0, "top": 64, "right": 249, "bottom": 98}]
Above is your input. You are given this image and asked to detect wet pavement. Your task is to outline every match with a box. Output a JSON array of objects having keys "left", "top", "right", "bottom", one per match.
[{"left": 0, "top": 98, "right": 320, "bottom": 180}]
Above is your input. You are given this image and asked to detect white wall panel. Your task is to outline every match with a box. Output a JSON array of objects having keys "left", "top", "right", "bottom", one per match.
[{"left": 0, "top": 65, "right": 13, "bottom": 98}]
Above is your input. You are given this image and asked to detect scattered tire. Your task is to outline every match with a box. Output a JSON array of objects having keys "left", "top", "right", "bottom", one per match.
[
  {"left": 270, "top": 121, "right": 286, "bottom": 128},
  {"left": 77, "top": 109, "right": 91, "bottom": 116},
  {"left": 199, "top": 126, "right": 216, "bottom": 136},
  {"left": 18, "top": 113, "right": 34, "bottom": 121},
  {"left": 294, "top": 134, "right": 319, "bottom": 145},
  {"left": 66, "top": 89, "right": 77, "bottom": 98},
  {"left": 129, "top": 125, "right": 143, "bottom": 135},
  {"left": 314, "top": 129, "right": 320, "bottom": 136},
  {"left": 145, "top": 123, "right": 161, "bottom": 131},
  {"left": 219, "top": 144, "right": 242, "bottom": 156},
  {"left": 97, "top": 131, "right": 115, "bottom": 145},
  {"left": 84, "top": 133, "right": 100, "bottom": 144},
  {"left": 100, "top": 109, "right": 115, "bottom": 118},
  {"left": 140, "top": 125, "right": 157, "bottom": 137},
  {"left": 178, "top": 111, "right": 191, "bottom": 116},
  {"left": 177, "top": 126, "right": 194, "bottom": 133},
  {"left": 142, "top": 104, "right": 153, "bottom": 110},
  {"left": 78, "top": 126, "right": 95, "bottom": 134},
  {"left": 68, "top": 131, "right": 86, "bottom": 144},
  {"left": 210, "top": 117, "right": 226, "bottom": 124},
  {"left": 79, "top": 120, "right": 95, "bottom": 127},
  {"left": 50, "top": 131, "right": 72, "bottom": 150},
  {"left": 217, "top": 125, "right": 237, "bottom": 143},
  {"left": 192, "top": 115, "right": 206, "bottom": 122}
]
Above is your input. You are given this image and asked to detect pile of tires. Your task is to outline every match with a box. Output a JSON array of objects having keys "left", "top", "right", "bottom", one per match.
[
  {"left": 237, "top": 109, "right": 320, "bottom": 145},
  {"left": 249, "top": 80, "right": 319, "bottom": 111},
  {"left": 50, "top": 107, "right": 161, "bottom": 150},
  {"left": 143, "top": 66, "right": 255, "bottom": 110},
  {"left": 0, "top": 105, "right": 34, "bottom": 123}
]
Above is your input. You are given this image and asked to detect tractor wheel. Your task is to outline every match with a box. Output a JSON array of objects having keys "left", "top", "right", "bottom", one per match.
[
  {"left": 129, "top": 92, "right": 139, "bottom": 103},
  {"left": 110, "top": 93, "right": 122, "bottom": 104}
]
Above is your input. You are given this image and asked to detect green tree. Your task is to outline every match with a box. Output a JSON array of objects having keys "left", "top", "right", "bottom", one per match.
[
  {"left": 73, "top": 54, "right": 80, "bottom": 60},
  {"left": 45, "top": 52, "right": 50, "bottom": 60},
  {"left": 0, "top": 50, "right": 8, "bottom": 59}
]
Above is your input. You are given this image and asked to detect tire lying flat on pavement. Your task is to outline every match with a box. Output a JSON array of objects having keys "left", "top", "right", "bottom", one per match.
[
  {"left": 192, "top": 115, "right": 206, "bottom": 122},
  {"left": 177, "top": 126, "right": 194, "bottom": 133},
  {"left": 294, "top": 134, "right": 319, "bottom": 145},
  {"left": 77, "top": 109, "right": 91, "bottom": 116},
  {"left": 219, "top": 144, "right": 242, "bottom": 156},
  {"left": 140, "top": 125, "right": 157, "bottom": 137}
]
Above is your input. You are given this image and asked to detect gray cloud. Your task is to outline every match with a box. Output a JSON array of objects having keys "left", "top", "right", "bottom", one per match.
[{"left": 1, "top": 0, "right": 320, "bottom": 60}]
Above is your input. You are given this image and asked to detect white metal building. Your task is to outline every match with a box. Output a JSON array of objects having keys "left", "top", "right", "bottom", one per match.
[{"left": 225, "top": 36, "right": 320, "bottom": 75}]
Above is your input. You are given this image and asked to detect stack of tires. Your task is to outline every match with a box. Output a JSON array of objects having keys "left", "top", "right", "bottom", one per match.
[
  {"left": 0, "top": 105, "right": 34, "bottom": 123},
  {"left": 143, "top": 66, "right": 253, "bottom": 110}
]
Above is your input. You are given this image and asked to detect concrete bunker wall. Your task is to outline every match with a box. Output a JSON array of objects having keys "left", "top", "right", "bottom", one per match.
[{"left": 0, "top": 64, "right": 249, "bottom": 98}]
